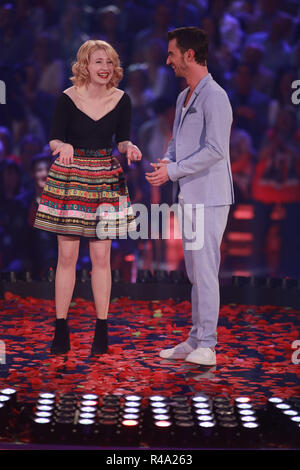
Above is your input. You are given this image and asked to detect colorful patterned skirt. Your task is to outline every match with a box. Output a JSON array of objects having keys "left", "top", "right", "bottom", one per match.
[{"left": 33, "top": 147, "right": 136, "bottom": 239}]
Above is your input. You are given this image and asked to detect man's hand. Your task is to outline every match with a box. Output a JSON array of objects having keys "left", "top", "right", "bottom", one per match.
[{"left": 145, "top": 161, "right": 170, "bottom": 186}]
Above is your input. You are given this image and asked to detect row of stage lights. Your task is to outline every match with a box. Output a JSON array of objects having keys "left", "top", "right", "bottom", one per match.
[
  {"left": 1, "top": 270, "right": 300, "bottom": 288},
  {"left": 232, "top": 275, "right": 300, "bottom": 290},
  {"left": 0, "top": 269, "right": 188, "bottom": 284},
  {"left": 0, "top": 388, "right": 299, "bottom": 448}
]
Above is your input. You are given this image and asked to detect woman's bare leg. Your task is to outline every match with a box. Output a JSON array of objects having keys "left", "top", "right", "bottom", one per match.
[
  {"left": 89, "top": 239, "right": 112, "bottom": 319},
  {"left": 55, "top": 235, "right": 80, "bottom": 319}
]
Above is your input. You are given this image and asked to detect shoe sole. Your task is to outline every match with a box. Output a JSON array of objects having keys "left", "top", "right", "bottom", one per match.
[
  {"left": 185, "top": 357, "right": 216, "bottom": 365},
  {"left": 159, "top": 351, "right": 191, "bottom": 360}
]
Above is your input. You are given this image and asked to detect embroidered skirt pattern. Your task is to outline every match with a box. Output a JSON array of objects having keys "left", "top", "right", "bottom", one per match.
[{"left": 33, "top": 148, "right": 136, "bottom": 238}]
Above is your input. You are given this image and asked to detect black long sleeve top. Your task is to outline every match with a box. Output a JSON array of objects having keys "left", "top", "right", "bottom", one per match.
[{"left": 49, "top": 91, "right": 132, "bottom": 150}]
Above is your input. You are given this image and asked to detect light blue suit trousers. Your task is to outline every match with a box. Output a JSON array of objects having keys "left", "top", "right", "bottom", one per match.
[{"left": 178, "top": 197, "right": 230, "bottom": 348}]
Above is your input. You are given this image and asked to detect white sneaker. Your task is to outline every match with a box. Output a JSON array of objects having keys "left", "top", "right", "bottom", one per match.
[
  {"left": 185, "top": 347, "right": 216, "bottom": 365},
  {"left": 159, "top": 341, "right": 195, "bottom": 360}
]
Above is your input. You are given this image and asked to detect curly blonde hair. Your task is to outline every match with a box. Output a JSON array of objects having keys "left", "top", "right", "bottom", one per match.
[{"left": 70, "top": 39, "right": 123, "bottom": 88}]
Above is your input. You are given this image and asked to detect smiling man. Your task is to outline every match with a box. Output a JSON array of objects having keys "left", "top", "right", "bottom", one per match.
[{"left": 146, "top": 27, "right": 234, "bottom": 365}]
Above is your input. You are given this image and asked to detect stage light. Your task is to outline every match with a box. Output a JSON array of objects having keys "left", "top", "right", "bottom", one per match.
[
  {"left": 82, "top": 394, "right": 98, "bottom": 401},
  {"left": 39, "top": 392, "right": 55, "bottom": 400},
  {"left": 33, "top": 417, "right": 51, "bottom": 425},
  {"left": 80, "top": 400, "right": 98, "bottom": 407},
  {"left": 124, "top": 407, "right": 140, "bottom": 413},
  {"left": 174, "top": 419, "right": 194, "bottom": 429},
  {"left": 275, "top": 403, "right": 291, "bottom": 410},
  {"left": 153, "top": 414, "right": 170, "bottom": 421},
  {"left": 268, "top": 397, "right": 283, "bottom": 404},
  {"left": 37, "top": 398, "right": 55, "bottom": 406},
  {"left": 174, "top": 414, "right": 194, "bottom": 422},
  {"left": 36, "top": 405, "right": 53, "bottom": 412},
  {"left": 283, "top": 410, "right": 298, "bottom": 417},
  {"left": 152, "top": 407, "right": 169, "bottom": 414},
  {"left": 199, "top": 420, "right": 215, "bottom": 428},
  {"left": 174, "top": 408, "right": 193, "bottom": 417},
  {"left": 0, "top": 394, "right": 11, "bottom": 408},
  {"left": 123, "top": 413, "right": 139, "bottom": 420},
  {"left": 35, "top": 411, "right": 52, "bottom": 419},
  {"left": 0, "top": 388, "right": 17, "bottom": 404},
  {"left": 78, "top": 418, "right": 94, "bottom": 425},
  {"left": 80, "top": 406, "right": 97, "bottom": 413},
  {"left": 102, "top": 394, "right": 120, "bottom": 403},
  {"left": 195, "top": 408, "right": 213, "bottom": 415},
  {"left": 154, "top": 420, "right": 172, "bottom": 428},
  {"left": 98, "top": 417, "right": 118, "bottom": 431},
  {"left": 291, "top": 416, "right": 300, "bottom": 423},
  {"left": 125, "top": 401, "right": 141, "bottom": 408},
  {"left": 60, "top": 393, "right": 77, "bottom": 401},
  {"left": 122, "top": 419, "right": 139, "bottom": 426},
  {"left": 149, "top": 395, "right": 166, "bottom": 402},
  {"left": 196, "top": 414, "right": 214, "bottom": 422},
  {"left": 238, "top": 409, "right": 255, "bottom": 416},
  {"left": 79, "top": 412, "right": 96, "bottom": 419},
  {"left": 240, "top": 415, "right": 257, "bottom": 422},
  {"left": 125, "top": 394, "right": 142, "bottom": 402},
  {"left": 242, "top": 422, "right": 259, "bottom": 429},
  {"left": 151, "top": 401, "right": 166, "bottom": 408},
  {"left": 171, "top": 401, "right": 190, "bottom": 410},
  {"left": 193, "top": 402, "right": 211, "bottom": 409},
  {"left": 236, "top": 403, "right": 253, "bottom": 409},
  {"left": 192, "top": 395, "right": 209, "bottom": 403},
  {"left": 235, "top": 397, "right": 251, "bottom": 404},
  {"left": 171, "top": 395, "right": 188, "bottom": 403},
  {"left": 214, "top": 408, "right": 235, "bottom": 417}
]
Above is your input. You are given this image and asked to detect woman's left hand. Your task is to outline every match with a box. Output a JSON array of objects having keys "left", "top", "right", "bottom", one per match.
[{"left": 126, "top": 143, "right": 142, "bottom": 166}]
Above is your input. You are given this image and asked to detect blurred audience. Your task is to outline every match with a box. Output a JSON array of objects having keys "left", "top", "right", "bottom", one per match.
[
  {"left": 0, "top": 0, "right": 299, "bottom": 277},
  {"left": 228, "top": 63, "right": 269, "bottom": 149}
]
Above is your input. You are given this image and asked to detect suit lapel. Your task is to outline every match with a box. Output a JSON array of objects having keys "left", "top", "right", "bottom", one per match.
[
  {"left": 178, "top": 90, "right": 198, "bottom": 131},
  {"left": 177, "top": 73, "right": 212, "bottom": 132},
  {"left": 180, "top": 90, "right": 198, "bottom": 126}
]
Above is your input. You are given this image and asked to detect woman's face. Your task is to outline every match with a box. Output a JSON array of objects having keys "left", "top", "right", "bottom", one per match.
[
  {"left": 33, "top": 161, "right": 49, "bottom": 189},
  {"left": 87, "top": 48, "right": 115, "bottom": 87}
]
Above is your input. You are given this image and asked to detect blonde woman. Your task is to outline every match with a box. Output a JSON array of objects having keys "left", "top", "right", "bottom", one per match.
[{"left": 34, "top": 40, "right": 142, "bottom": 356}]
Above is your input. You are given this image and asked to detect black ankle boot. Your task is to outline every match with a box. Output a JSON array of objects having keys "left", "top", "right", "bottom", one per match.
[
  {"left": 91, "top": 319, "right": 108, "bottom": 356},
  {"left": 50, "top": 318, "right": 70, "bottom": 354}
]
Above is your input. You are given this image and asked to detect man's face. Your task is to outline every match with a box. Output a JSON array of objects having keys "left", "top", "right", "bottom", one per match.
[{"left": 166, "top": 39, "right": 188, "bottom": 78}]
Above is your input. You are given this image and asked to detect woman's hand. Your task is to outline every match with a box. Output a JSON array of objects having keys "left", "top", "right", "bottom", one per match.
[
  {"left": 52, "top": 143, "right": 74, "bottom": 165},
  {"left": 126, "top": 143, "right": 142, "bottom": 166}
]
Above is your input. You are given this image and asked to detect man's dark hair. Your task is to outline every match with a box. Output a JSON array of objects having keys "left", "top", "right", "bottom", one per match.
[{"left": 167, "top": 27, "right": 208, "bottom": 65}]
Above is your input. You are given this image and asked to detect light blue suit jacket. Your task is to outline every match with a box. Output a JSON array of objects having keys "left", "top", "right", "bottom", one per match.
[{"left": 164, "top": 73, "right": 235, "bottom": 206}]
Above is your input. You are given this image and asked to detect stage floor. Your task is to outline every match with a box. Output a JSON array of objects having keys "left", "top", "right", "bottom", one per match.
[{"left": 1, "top": 293, "right": 299, "bottom": 404}]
